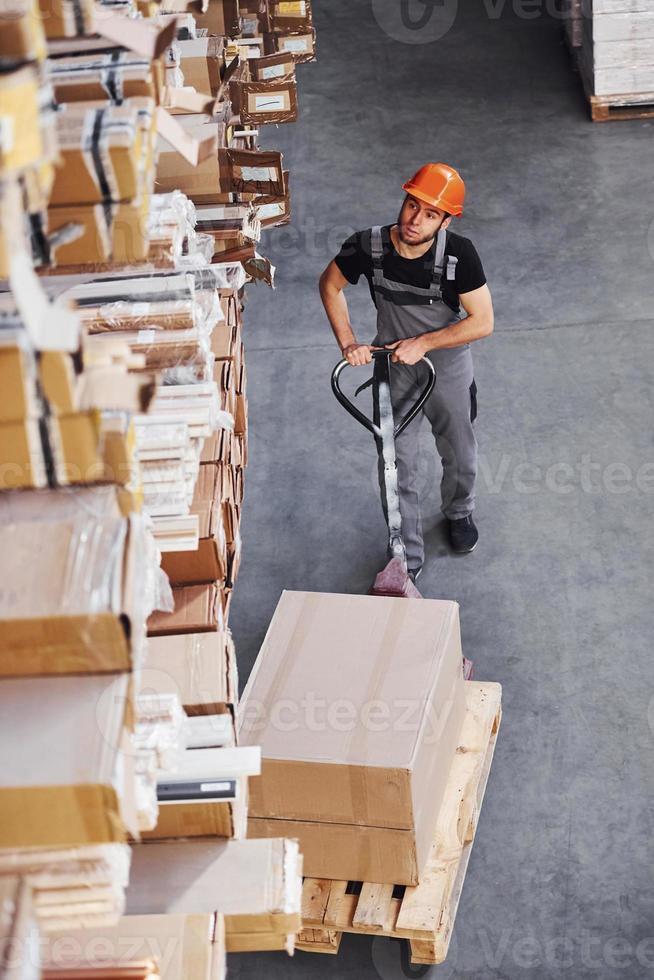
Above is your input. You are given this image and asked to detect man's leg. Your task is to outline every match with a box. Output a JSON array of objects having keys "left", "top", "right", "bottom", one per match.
[
  {"left": 422, "top": 350, "right": 477, "bottom": 520},
  {"left": 373, "top": 363, "right": 425, "bottom": 570}
]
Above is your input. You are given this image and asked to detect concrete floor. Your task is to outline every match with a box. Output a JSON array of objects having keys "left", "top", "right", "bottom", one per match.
[{"left": 229, "top": 4, "right": 654, "bottom": 978}]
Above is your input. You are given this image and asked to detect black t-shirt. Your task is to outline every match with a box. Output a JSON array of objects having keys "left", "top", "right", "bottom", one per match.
[{"left": 334, "top": 225, "right": 486, "bottom": 315}]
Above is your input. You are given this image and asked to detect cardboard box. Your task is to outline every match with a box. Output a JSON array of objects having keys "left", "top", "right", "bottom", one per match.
[
  {"left": 264, "top": 28, "right": 316, "bottom": 62},
  {"left": 0, "top": 0, "right": 46, "bottom": 61},
  {"left": 0, "top": 66, "right": 43, "bottom": 176},
  {"left": 0, "top": 345, "right": 41, "bottom": 421},
  {"left": 0, "top": 513, "right": 141, "bottom": 676},
  {"left": 248, "top": 51, "right": 296, "bottom": 81},
  {"left": 126, "top": 837, "right": 302, "bottom": 943},
  {"left": 48, "top": 53, "right": 158, "bottom": 104},
  {"left": 161, "top": 462, "right": 227, "bottom": 586},
  {"left": 239, "top": 591, "right": 467, "bottom": 885},
  {"left": 51, "top": 102, "right": 146, "bottom": 206},
  {"left": 141, "top": 786, "right": 243, "bottom": 840},
  {"left": 254, "top": 169, "right": 290, "bottom": 227},
  {"left": 144, "top": 629, "right": 237, "bottom": 715},
  {"left": 43, "top": 914, "right": 226, "bottom": 980},
  {"left": 148, "top": 584, "right": 222, "bottom": 636},
  {"left": 192, "top": 0, "right": 239, "bottom": 37},
  {"left": 38, "top": 350, "right": 77, "bottom": 414},
  {"left": 219, "top": 147, "right": 285, "bottom": 197},
  {"left": 38, "top": 0, "right": 94, "bottom": 38},
  {"left": 232, "top": 79, "right": 298, "bottom": 125},
  {"left": 0, "top": 674, "right": 129, "bottom": 847},
  {"left": 267, "top": 0, "right": 313, "bottom": 33},
  {"left": 0, "top": 418, "right": 47, "bottom": 489},
  {"left": 177, "top": 37, "right": 224, "bottom": 96}
]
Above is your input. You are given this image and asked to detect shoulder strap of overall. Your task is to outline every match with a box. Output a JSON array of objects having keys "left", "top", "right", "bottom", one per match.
[
  {"left": 431, "top": 227, "right": 447, "bottom": 284},
  {"left": 369, "top": 225, "right": 384, "bottom": 286}
]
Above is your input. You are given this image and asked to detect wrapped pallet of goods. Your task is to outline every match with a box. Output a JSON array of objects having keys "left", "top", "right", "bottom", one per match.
[
  {"left": 576, "top": 0, "right": 654, "bottom": 120},
  {"left": 0, "top": 0, "right": 316, "bottom": 973}
]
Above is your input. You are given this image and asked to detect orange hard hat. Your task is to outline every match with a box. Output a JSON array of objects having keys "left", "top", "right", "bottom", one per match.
[{"left": 402, "top": 163, "right": 465, "bottom": 217}]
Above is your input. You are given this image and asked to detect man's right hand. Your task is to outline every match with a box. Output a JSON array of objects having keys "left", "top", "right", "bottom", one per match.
[{"left": 342, "top": 343, "right": 373, "bottom": 367}]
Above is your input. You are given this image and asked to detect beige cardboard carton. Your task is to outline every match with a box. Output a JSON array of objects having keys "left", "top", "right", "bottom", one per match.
[
  {"left": 145, "top": 630, "right": 238, "bottom": 716},
  {"left": 43, "top": 914, "right": 226, "bottom": 980},
  {"left": 0, "top": 674, "right": 130, "bottom": 847},
  {"left": 126, "top": 837, "right": 302, "bottom": 948},
  {"left": 240, "top": 590, "right": 467, "bottom": 885}
]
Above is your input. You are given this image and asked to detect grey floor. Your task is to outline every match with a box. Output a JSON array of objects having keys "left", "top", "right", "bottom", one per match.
[{"left": 229, "top": 4, "right": 654, "bottom": 978}]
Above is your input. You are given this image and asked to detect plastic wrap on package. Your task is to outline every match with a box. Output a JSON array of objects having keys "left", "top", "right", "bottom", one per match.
[
  {"left": 0, "top": 517, "right": 126, "bottom": 618},
  {"left": 195, "top": 262, "right": 247, "bottom": 293},
  {"left": 86, "top": 298, "right": 198, "bottom": 334},
  {"left": 149, "top": 190, "right": 196, "bottom": 238},
  {"left": 129, "top": 514, "right": 174, "bottom": 618},
  {"left": 0, "top": 486, "right": 123, "bottom": 525},
  {"left": 133, "top": 764, "right": 159, "bottom": 832},
  {"left": 133, "top": 691, "right": 186, "bottom": 771},
  {"left": 64, "top": 271, "right": 201, "bottom": 331},
  {"left": 134, "top": 420, "right": 189, "bottom": 456},
  {"left": 187, "top": 231, "right": 215, "bottom": 265}
]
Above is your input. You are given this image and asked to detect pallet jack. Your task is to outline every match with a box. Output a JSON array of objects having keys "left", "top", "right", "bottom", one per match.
[{"left": 331, "top": 348, "right": 436, "bottom": 599}]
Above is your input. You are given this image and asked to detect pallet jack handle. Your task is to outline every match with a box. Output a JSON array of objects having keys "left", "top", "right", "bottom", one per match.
[{"left": 331, "top": 348, "right": 436, "bottom": 438}]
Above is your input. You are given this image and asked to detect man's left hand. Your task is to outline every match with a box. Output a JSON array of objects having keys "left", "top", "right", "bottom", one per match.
[{"left": 387, "top": 336, "right": 428, "bottom": 366}]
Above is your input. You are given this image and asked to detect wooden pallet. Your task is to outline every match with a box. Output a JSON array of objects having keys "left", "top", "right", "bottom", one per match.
[
  {"left": 578, "top": 64, "right": 654, "bottom": 122},
  {"left": 296, "top": 681, "right": 502, "bottom": 965},
  {"left": 588, "top": 93, "right": 654, "bottom": 123}
]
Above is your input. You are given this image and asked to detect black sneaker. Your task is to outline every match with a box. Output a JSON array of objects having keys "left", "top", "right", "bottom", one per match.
[
  {"left": 408, "top": 566, "right": 422, "bottom": 583},
  {"left": 447, "top": 516, "right": 478, "bottom": 554}
]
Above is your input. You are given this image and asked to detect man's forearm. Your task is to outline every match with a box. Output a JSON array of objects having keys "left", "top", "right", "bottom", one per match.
[
  {"left": 421, "top": 314, "right": 493, "bottom": 352},
  {"left": 319, "top": 281, "right": 358, "bottom": 351}
]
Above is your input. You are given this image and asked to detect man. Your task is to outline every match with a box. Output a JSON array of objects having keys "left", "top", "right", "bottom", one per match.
[{"left": 318, "top": 163, "right": 493, "bottom": 579}]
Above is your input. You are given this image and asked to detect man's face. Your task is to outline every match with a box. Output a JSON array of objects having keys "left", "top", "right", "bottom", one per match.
[{"left": 397, "top": 195, "right": 451, "bottom": 246}]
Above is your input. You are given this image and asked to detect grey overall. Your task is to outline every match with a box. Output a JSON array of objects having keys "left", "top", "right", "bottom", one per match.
[{"left": 368, "top": 225, "right": 478, "bottom": 569}]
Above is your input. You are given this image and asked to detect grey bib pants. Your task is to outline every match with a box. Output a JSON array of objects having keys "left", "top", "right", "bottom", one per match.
[{"left": 368, "top": 225, "right": 478, "bottom": 569}]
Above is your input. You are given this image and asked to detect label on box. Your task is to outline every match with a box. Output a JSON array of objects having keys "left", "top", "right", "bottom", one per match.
[
  {"left": 257, "top": 202, "right": 284, "bottom": 219},
  {"left": 281, "top": 36, "right": 310, "bottom": 52},
  {"left": 261, "top": 63, "right": 286, "bottom": 79},
  {"left": 239, "top": 165, "right": 278, "bottom": 180},
  {"left": 277, "top": 1, "right": 306, "bottom": 15},
  {"left": 253, "top": 93, "right": 287, "bottom": 112}
]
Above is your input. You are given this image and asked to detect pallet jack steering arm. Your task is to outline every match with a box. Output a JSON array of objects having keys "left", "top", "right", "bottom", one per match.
[{"left": 331, "top": 348, "right": 436, "bottom": 437}]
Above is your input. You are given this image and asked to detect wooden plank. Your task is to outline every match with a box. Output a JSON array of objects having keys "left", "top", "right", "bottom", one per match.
[
  {"left": 296, "top": 927, "right": 342, "bottom": 955},
  {"left": 301, "top": 878, "right": 332, "bottom": 925},
  {"left": 429, "top": 705, "right": 502, "bottom": 964},
  {"left": 352, "top": 883, "right": 394, "bottom": 931},
  {"left": 410, "top": 938, "right": 440, "bottom": 965},
  {"left": 323, "top": 880, "right": 349, "bottom": 928},
  {"left": 395, "top": 683, "right": 502, "bottom": 937}
]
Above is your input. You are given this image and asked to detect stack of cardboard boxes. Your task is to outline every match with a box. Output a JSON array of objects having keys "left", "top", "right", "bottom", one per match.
[
  {"left": 0, "top": 0, "right": 316, "bottom": 974},
  {"left": 239, "top": 591, "right": 470, "bottom": 886}
]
